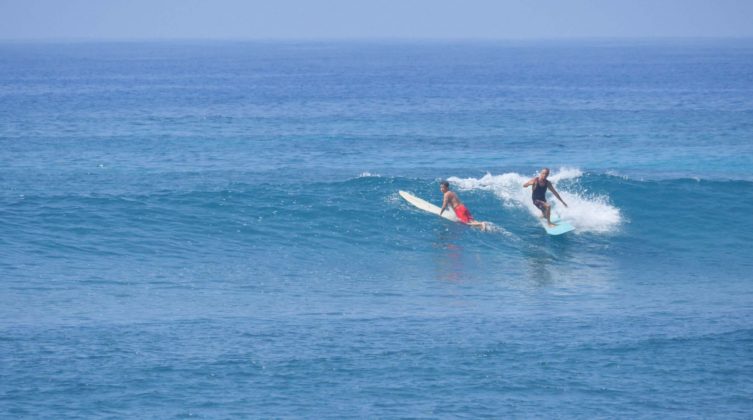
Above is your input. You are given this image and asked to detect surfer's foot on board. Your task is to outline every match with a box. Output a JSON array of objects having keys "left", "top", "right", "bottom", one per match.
[
  {"left": 548, "top": 222, "right": 557, "bottom": 227},
  {"left": 468, "top": 221, "right": 487, "bottom": 230}
]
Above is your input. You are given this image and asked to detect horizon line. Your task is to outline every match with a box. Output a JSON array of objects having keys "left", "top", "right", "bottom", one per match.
[{"left": 2, "top": 35, "right": 753, "bottom": 43}]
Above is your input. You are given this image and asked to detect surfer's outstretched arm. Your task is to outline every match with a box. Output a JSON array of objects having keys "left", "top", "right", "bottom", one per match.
[
  {"left": 548, "top": 182, "right": 568, "bottom": 207},
  {"left": 522, "top": 178, "right": 536, "bottom": 188},
  {"left": 439, "top": 192, "right": 449, "bottom": 216}
]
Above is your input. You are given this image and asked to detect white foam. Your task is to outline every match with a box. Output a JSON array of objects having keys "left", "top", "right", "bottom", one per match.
[
  {"left": 547, "top": 167, "right": 582, "bottom": 183},
  {"left": 478, "top": 222, "right": 513, "bottom": 237},
  {"left": 605, "top": 170, "right": 630, "bottom": 180},
  {"left": 448, "top": 168, "right": 621, "bottom": 234}
]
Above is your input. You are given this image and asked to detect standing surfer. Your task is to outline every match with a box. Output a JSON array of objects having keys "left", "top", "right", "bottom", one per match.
[{"left": 523, "top": 168, "right": 568, "bottom": 227}]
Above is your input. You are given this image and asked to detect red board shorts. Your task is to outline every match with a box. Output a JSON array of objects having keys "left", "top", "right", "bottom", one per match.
[{"left": 453, "top": 204, "right": 474, "bottom": 223}]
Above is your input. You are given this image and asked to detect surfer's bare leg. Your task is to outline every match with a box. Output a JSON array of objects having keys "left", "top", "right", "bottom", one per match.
[
  {"left": 468, "top": 220, "right": 485, "bottom": 229},
  {"left": 543, "top": 203, "right": 555, "bottom": 227},
  {"left": 534, "top": 199, "right": 553, "bottom": 226}
]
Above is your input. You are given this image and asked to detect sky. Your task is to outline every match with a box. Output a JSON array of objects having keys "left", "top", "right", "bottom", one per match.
[{"left": 1, "top": 0, "right": 752, "bottom": 40}]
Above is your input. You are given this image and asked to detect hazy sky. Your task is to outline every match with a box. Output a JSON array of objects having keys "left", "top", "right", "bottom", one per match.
[{"left": 1, "top": 0, "right": 752, "bottom": 40}]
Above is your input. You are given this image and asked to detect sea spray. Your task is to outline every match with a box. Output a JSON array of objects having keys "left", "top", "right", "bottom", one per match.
[{"left": 449, "top": 168, "right": 622, "bottom": 234}]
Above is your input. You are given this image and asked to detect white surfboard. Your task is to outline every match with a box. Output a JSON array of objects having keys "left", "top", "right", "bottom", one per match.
[
  {"left": 542, "top": 215, "right": 575, "bottom": 235},
  {"left": 399, "top": 190, "right": 460, "bottom": 222}
]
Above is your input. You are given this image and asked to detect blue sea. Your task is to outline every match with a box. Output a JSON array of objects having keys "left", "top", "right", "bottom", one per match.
[{"left": 1, "top": 40, "right": 752, "bottom": 418}]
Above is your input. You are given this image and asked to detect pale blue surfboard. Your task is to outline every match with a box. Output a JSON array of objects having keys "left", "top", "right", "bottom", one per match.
[{"left": 543, "top": 215, "right": 575, "bottom": 235}]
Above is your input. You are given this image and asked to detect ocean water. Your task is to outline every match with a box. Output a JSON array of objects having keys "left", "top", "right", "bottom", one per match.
[{"left": 1, "top": 40, "right": 752, "bottom": 418}]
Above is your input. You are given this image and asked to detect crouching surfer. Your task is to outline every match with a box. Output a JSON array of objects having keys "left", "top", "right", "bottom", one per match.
[{"left": 439, "top": 181, "right": 487, "bottom": 229}]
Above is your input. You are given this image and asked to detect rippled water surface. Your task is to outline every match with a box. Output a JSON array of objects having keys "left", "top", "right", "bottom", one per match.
[{"left": 1, "top": 40, "right": 752, "bottom": 418}]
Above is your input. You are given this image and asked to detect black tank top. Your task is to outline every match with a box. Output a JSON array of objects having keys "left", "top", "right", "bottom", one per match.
[{"left": 532, "top": 179, "right": 548, "bottom": 201}]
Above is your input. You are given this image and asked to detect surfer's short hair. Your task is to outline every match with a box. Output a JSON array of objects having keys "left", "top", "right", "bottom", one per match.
[
  {"left": 542, "top": 167, "right": 550, "bottom": 173},
  {"left": 440, "top": 181, "right": 450, "bottom": 189}
]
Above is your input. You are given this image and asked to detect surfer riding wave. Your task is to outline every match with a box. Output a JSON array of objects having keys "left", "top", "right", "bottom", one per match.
[
  {"left": 523, "top": 167, "right": 568, "bottom": 227},
  {"left": 439, "top": 181, "right": 486, "bottom": 228}
]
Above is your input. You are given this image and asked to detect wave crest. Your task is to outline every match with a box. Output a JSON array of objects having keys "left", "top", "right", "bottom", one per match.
[{"left": 448, "top": 168, "right": 621, "bottom": 234}]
